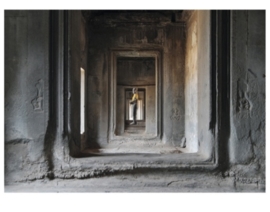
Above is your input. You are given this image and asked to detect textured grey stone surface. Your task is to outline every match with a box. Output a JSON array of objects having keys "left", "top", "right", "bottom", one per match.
[
  {"left": 5, "top": 172, "right": 264, "bottom": 192},
  {"left": 4, "top": 10, "right": 265, "bottom": 192},
  {"left": 229, "top": 10, "right": 265, "bottom": 180}
]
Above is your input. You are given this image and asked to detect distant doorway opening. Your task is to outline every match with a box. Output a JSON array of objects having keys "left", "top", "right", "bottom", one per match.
[
  {"left": 111, "top": 50, "right": 161, "bottom": 140},
  {"left": 125, "top": 88, "right": 146, "bottom": 134},
  {"left": 116, "top": 57, "right": 154, "bottom": 136}
]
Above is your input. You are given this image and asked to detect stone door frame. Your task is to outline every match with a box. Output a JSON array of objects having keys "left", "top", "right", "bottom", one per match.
[{"left": 109, "top": 49, "right": 162, "bottom": 142}]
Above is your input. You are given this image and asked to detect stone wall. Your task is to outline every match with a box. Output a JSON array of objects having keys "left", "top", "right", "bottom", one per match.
[
  {"left": 229, "top": 10, "right": 265, "bottom": 181},
  {"left": 185, "top": 11, "right": 199, "bottom": 152},
  {"left": 5, "top": 10, "right": 50, "bottom": 182},
  {"left": 196, "top": 11, "right": 212, "bottom": 156},
  {"left": 184, "top": 10, "right": 212, "bottom": 154},
  {"left": 117, "top": 57, "right": 155, "bottom": 86}
]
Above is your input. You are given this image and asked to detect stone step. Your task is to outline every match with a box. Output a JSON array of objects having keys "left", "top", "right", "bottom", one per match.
[{"left": 125, "top": 126, "right": 145, "bottom": 134}]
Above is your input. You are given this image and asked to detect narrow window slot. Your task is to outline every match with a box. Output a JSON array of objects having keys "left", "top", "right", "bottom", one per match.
[{"left": 80, "top": 67, "right": 85, "bottom": 134}]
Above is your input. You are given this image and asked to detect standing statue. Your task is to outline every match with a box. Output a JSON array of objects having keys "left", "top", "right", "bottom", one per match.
[{"left": 130, "top": 87, "right": 139, "bottom": 125}]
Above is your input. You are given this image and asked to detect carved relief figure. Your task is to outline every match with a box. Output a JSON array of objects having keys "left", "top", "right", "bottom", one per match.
[{"left": 31, "top": 79, "right": 44, "bottom": 112}]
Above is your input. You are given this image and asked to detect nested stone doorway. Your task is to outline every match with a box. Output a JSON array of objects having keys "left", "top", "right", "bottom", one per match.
[
  {"left": 116, "top": 57, "right": 155, "bottom": 136},
  {"left": 110, "top": 50, "right": 161, "bottom": 141},
  {"left": 125, "top": 88, "right": 146, "bottom": 134}
]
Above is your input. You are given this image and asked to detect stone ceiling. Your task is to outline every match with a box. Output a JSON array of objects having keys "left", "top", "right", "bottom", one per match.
[{"left": 82, "top": 10, "right": 185, "bottom": 25}]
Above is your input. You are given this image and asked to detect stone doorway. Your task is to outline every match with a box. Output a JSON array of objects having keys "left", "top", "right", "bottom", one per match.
[
  {"left": 124, "top": 88, "right": 146, "bottom": 134},
  {"left": 116, "top": 57, "right": 155, "bottom": 136},
  {"left": 110, "top": 50, "right": 162, "bottom": 142}
]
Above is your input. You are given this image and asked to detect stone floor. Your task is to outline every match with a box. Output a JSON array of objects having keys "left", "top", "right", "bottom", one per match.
[
  {"left": 5, "top": 174, "right": 265, "bottom": 193},
  {"left": 3, "top": 174, "right": 267, "bottom": 212}
]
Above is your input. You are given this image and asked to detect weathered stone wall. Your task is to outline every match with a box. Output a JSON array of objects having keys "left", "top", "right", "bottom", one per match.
[
  {"left": 4, "top": 10, "right": 88, "bottom": 182},
  {"left": 184, "top": 11, "right": 212, "bottom": 154},
  {"left": 162, "top": 25, "right": 186, "bottom": 145},
  {"left": 117, "top": 58, "right": 155, "bottom": 86},
  {"left": 229, "top": 10, "right": 265, "bottom": 181},
  {"left": 185, "top": 11, "right": 198, "bottom": 152},
  {"left": 196, "top": 11, "right": 212, "bottom": 156},
  {"left": 5, "top": 10, "right": 50, "bottom": 182},
  {"left": 87, "top": 24, "right": 109, "bottom": 148}
]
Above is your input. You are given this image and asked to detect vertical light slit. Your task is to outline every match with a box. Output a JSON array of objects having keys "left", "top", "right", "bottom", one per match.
[{"left": 80, "top": 67, "right": 85, "bottom": 134}]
